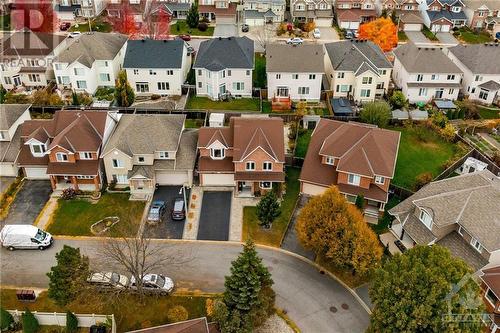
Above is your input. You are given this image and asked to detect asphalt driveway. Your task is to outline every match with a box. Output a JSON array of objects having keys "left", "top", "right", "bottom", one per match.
[
  {"left": 143, "top": 186, "right": 190, "bottom": 239},
  {"left": 406, "top": 31, "right": 429, "bottom": 44},
  {"left": 197, "top": 191, "right": 231, "bottom": 241},
  {"left": 2, "top": 180, "right": 51, "bottom": 225},
  {"left": 281, "top": 195, "right": 315, "bottom": 260},
  {"left": 214, "top": 24, "right": 237, "bottom": 37}
]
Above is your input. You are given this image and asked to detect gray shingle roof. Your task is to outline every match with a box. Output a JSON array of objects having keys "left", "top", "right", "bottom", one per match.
[
  {"left": 462, "top": 0, "right": 500, "bottom": 10},
  {"left": 393, "top": 42, "right": 462, "bottom": 74},
  {"left": 193, "top": 37, "right": 254, "bottom": 71},
  {"left": 103, "top": 114, "right": 186, "bottom": 156},
  {"left": 427, "top": 9, "right": 467, "bottom": 22},
  {"left": 479, "top": 80, "right": 500, "bottom": 91},
  {"left": 448, "top": 44, "right": 500, "bottom": 75},
  {"left": 55, "top": 32, "right": 128, "bottom": 67},
  {"left": 0, "top": 104, "right": 30, "bottom": 130},
  {"left": 123, "top": 39, "right": 185, "bottom": 69},
  {"left": 436, "top": 232, "right": 488, "bottom": 271},
  {"left": 266, "top": 43, "right": 325, "bottom": 73},
  {"left": 324, "top": 40, "right": 392, "bottom": 75}
]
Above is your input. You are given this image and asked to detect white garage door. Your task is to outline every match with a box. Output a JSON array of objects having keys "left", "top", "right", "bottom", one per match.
[
  {"left": 301, "top": 182, "right": 327, "bottom": 196},
  {"left": 315, "top": 18, "right": 332, "bottom": 27},
  {"left": 25, "top": 167, "right": 49, "bottom": 179},
  {"left": 201, "top": 173, "right": 234, "bottom": 186},
  {"left": 340, "top": 21, "right": 360, "bottom": 30},
  {"left": 245, "top": 18, "right": 264, "bottom": 26},
  {"left": 155, "top": 171, "right": 189, "bottom": 185},
  {"left": 404, "top": 23, "right": 422, "bottom": 31},
  {"left": 217, "top": 16, "right": 236, "bottom": 24},
  {"left": 432, "top": 24, "right": 450, "bottom": 32}
]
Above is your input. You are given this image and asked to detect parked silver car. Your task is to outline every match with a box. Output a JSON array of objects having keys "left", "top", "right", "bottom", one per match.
[
  {"left": 130, "top": 274, "right": 174, "bottom": 295},
  {"left": 87, "top": 272, "right": 129, "bottom": 290}
]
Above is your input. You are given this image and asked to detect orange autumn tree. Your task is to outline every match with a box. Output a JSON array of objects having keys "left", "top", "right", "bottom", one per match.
[{"left": 358, "top": 17, "right": 398, "bottom": 52}]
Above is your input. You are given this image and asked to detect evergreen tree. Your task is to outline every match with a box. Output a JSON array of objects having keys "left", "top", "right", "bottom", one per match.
[
  {"left": 0, "top": 85, "right": 6, "bottom": 104},
  {"left": 114, "top": 70, "right": 135, "bottom": 107},
  {"left": 47, "top": 245, "right": 89, "bottom": 306},
  {"left": 256, "top": 191, "right": 281, "bottom": 228},
  {"left": 355, "top": 194, "right": 365, "bottom": 210},
  {"left": 71, "top": 90, "right": 79, "bottom": 106},
  {"left": 22, "top": 309, "right": 39, "bottom": 333},
  {"left": 66, "top": 311, "right": 78, "bottom": 333},
  {"left": 186, "top": 4, "right": 200, "bottom": 29}
]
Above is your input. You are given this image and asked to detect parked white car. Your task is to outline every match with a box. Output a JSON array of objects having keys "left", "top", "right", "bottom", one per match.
[
  {"left": 130, "top": 274, "right": 174, "bottom": 295},
  {"left": 87, "top": 272, "right": 129, "bottom": 289},
  {"left": 286, "top": 37, "right": 303, "bottom": 45},
  {"left": 0, "top": 225, "right": 53, "bottom": 251},
  {"left": 69, "top": 31, "right": 82, "bottom": 38},
  {"left": 313, "top": 28, "right": 321, "bottom": 39}
]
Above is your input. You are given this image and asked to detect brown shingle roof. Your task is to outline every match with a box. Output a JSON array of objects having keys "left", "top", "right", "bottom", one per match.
[
  {"left": 234, "top": 172, "right": 285, "bottom": 182},
  {"left": 198, "top": 157, "right": 234, "bottom": 172},
  {"left": 46, "top": 160, "right": 100, "bottom": 176},
  {"left": 126, "top": 317, "right": 218, "bottom": 333},
  {"left": 481, "top": 266, "right": 500, "bottom": 298}
]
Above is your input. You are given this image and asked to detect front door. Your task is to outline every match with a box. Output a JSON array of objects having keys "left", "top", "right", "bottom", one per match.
[
  {"left": 136, "top": 82, "right": 149, "bottom": 93},
  {"left": 277, "top": 86, "right": 289, "bottom": 97},
  {"left": 435, "top": 88, "right": 444, "bottom": 99}
]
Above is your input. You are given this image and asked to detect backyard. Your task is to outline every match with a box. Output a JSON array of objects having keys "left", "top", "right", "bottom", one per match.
[
  {"left": 70, "top": 18, "right": 112, "bottom": 33},
  {"left": 253, "top": 53, "right": 266, "bottom": 89},
  {"left": 455, "top": 27, "right": 492, "bottom": 44},
  {"left": 295, "top": 130, "right": 313, "bottom": 158},
  {"left": 242, "top": 168, "right": 301, "bottom": 247},
  {"left": 185, "top": 96, "right": 260, "bottom": 111},
  {"left": 171, "top": 20, "right": 214, "bottom": 36},
  {"left": 391, "top": 125, "right": 465, "bottom": 190},
  {"left": 479, "top": 106, "right": 500, "bottom": 119},
  {"left": 1, "top": 14, "right": 10, "bottom": 30},
  {"left": 47, "top": 193, "right": 145, "bottom": 236},
  {"left": 0, "top": 289, "right": 211, "bottom": 332}
]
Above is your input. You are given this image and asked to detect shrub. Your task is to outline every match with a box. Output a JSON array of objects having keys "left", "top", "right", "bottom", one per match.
[
  {"left": 355, "top": 194, "right": 365, "bottom": 210},
  {"left": 303, "top": 21, "right": 316, "bottom": 32},
  {"left": 389, "top": 91, "right": 407, "bottom": 109},
  {"left": 151, "top": 94, "right": 161, "bottom": 100},
  {"left": 439, "top": 123, "right": 456, "bottom": 142},
  {"left": 459, "top": 100, "right": 480, "bottom": 119},
  {"left": 61, "top": 188, "right": 80, "bottom": 200},
  {"left": 359, "top": 101, "right": 392, "bottom": 128},
  {"left": 415, "top": 172, "right": 433, "bottom": 190},
  {"left": 197, "top": 22, "right": 208, "bottom": 32},
  {"left": 22, "top": 309, "right": 39, "bottom": 333},
  {"left": 1, "top": 308, "right": 14, "bottom": 331},
  {"left": 167, "top": 305, "right": 188, "bottom": 323},
  {"left": 94, "top": 87, "right": 115, "bottom": 101},
  {"left": 66, "top": 311, "right": 78, "bottom": 333}
]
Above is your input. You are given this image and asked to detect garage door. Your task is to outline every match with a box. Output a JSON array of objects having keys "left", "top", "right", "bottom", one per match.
[
  {"left": 245, "top": 18, "right": 264, "bottom": 26},
  {"left": 217, "top": 16, "right": 236, "bottom": 24},
  {"left": 301, "top": 182, "right": 327, "bottom": 196},
  {"left": 0, "top": 163, "right": 18, "bottom": 177},
  {"left": 432, "top": 24, "right": 450, "bottom": 32},
  {"left": 340, "top": 21, "right": 360, "bottom": 30},
  {"left": 201, "top": 173, "right": 234, "bottom": 186},
  {"left": 155, "top": 171, "right": 189, "bottom": 185},
  {"left": 315, "top": 18, "right": 332, "bottom": 27},
  {"left": 404, "top": 23, "right": 422, "bottom": 31},
  {"left": 25, "top": 167, "right": 49, "bottom": 179}
]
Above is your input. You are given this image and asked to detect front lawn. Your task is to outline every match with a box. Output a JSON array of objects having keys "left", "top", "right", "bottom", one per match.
[
  {"left": 397, "top": 31, "right": 408, "bottom": 42},
  {"left": 456, "top": 27, "right": 492, "bottom": 44},
  {"left": 391, "top": 126, "right": 463, "bottom": 190},
  {"left": 0, "top": 289, "right": 211, "bottom": 332},
  {"left": 253, "top": 53, "right": 266, "bottom": 89},
  {"left": 295, "top": 130, "right": 312, "bottom": 158},
  {"left": 47, "top": 193, "right": 145, "bottom": 236},
  {"left": 171, "top": 20, "right": 214, "bottom": 36},
  {"left": 479, "top": 106, "right": 500, "bottom": 119},
  {"left": 185, "top": 96, "right": 260, "bottom": 111},
  {"left": 242, "top": 168, "right": 301, "bottom": 247},
  {"left": 70, "top": 19, "right": 112, "bottom": 33},
  {"left": 422, "top": 26, "right": 439, "bottom": 41}
]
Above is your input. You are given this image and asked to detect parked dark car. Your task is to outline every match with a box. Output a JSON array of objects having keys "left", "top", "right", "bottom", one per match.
[
  {"left": 171, "top": 197, "right": 185, "bottom": 221},
  {"left": 241, "top": 24, "right": 249, "bottom": 32},
  {"left": 344, "top": 30, "right": 354, "bottom": 39},
  {"left": 59, "top": 22, "right": 71, "bottom": 31},
  {"left": 177, "top": 34, "right": 191, "bottom": 41},
  {"left": 148, "top": 200, "right": 166, "bottom": 223}
]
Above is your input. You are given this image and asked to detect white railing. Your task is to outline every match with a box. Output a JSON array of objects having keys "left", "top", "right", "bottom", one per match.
[{"left": 7, "top": 310, "right": 116, "bottom": 333}]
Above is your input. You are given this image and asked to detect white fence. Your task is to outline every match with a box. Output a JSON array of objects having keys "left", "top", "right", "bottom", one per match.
[{"left": 7, "top": 310, "right": 116, "bottom": 333}]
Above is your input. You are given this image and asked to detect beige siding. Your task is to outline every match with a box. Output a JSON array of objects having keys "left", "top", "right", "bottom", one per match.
[{"left": 102, "top": 149, "right": 133, "bottom": 184}]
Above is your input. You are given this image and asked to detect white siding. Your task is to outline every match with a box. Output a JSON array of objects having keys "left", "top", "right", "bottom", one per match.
[
  {"left": 195, "top": 68, "right": 253, "bottom": 100},
  {"left": 267, "top": 71, "right": 323, "bottom": 102}
]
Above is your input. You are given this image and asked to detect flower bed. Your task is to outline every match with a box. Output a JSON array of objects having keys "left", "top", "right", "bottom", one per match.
[{"left": 90, "top": 216, "right": 120, "bottom": 235}]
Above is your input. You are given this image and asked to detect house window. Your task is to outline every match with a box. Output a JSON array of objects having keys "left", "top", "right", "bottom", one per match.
[
  {"left": 452, "top": 6, "right": 461, "bottom": 12},
  {"left": 207, "top": 71, "right": 211, "bottom": 79},
  {"left": 138, "top": 156, "right": 145, "bottom": 163},
  {"left": 263, "top": 161, "right": 272, "bottom": 171},
  {"left": 0, "top": 131, "right": 6, "bottom": 140},
  {"left": 136, "top": 82, "right": 149, "bottom": 93},
  {"left": 447, "top": 74, "right": 455, "bottom": 80},
  {"left": 431, "top": 74, "right": 438, "bottom": 80},
  {"left": 309, "top": 74, "right": 316, "bottom": 80},
  {"left": 157, "top": 82, "right": 170, "bottom": 90},
  {"left": 198, "top": 82, "right": 202, "bottom": 88},
  {"left": 416, "top": 74, "right": 423, "bottom": 81},
  {"left": 77, "top": 175, "right": 94, "bottom": 179},
  {"left": 276, "top": 74, "right": 281, "bottom": 79},
  {"left": 340, "top": 85, "right": 350, "bottom": 92},
  {"left": 133, "top": 69, "right": 139, "bottom": 75},
  {"left": 376, "top": 82, "right": 384, "bottom": 89},
  {"left": 485, "top": 289, "right": 499, "bottom": 307},
  {"left": 74, "top": 68, "right": 84, "bottom": 76},
  {"left": 246, "top": 161, "right": 256, "bottom": 170},
  {"left": 298, "top": 87, "right": 309, "bottom": 95},
  {"left": 103, "top": 61, "right": 108, "bottom": 67},
  {"left": 149, "top": 70, "right": 157, "bottom": 75},
  {"left": 419, "top": 209, "right": 432, "bottom": 229},
  {"left": 210, "top": 148, "right": 225, "bottom": 159},
  {"left": 475, "top": 75, "right": 482, "bottom": 81},
  {"left": 360, "top": 89, "right": 371, "bottom": 97},
  {"left": 337, "top": 72, "right": 344, "bottom": 79},
  {"left": 375, "top": 176, "right": 385, "bottom": 184},
  {"left": 470, "top": 238, "right": 482, "bottom": 253},
  {"left": 246, "top": 70, "right": 250, "bottom": 76},
  {"left": 76, "top": 80, "right": 87, "bottom": 89},
  {"left": 4, "top": 77, "right": 11, "bottom": 85},
  {"left": 458, "top": 226, "right": 464, "bottom": 236},
  {"left": 260, "top": 181, "right": 272, "bottom": 189},
  {"left": 112, "top": 159, "right": 123, "bottom": 168},
  {"left": 227, "top": 70, "right": 231, "bottom": 76},
  {"left": 448, "top": 88, "right": 454, "bottom": 95},
  {"left": 79, "top": 152, "right": 92, "bottom": 159},
  {"left": 319, "top": 2, "right": 327, "bottom": 9},
  {"left": 99, "top": 73, "right": 110, "bottom": 82},
  {"left": 292, "top": 74, "right": 299, "bottom": 80},
  {"left": 325, "top": 156, "right": 334, "bottom": 165},
  {"left": 345, "top": 194, "right": 356, "bottom": 203},
  {"left": 295, "top": 3, "right": 305, "bottom": 10},
  {"left": 379, "top": 69, "right": 387, "bottom": 75},
  {"left": 479, "top": 89, "right": 489, "bottom": 100},
  {"left": 221, "top": 70, "right": 226, "bottom": 78},
  {"left": 28, "top": 74, "right": 41, "bottom": 82},
  {"left": 56, "top": 152, "right": 68, "bottom": 162},
  {"left": 159, "top": 151, "right": 169, "bottom": 159},
  {"left": 347, "top": 173, "right": 360, "bottom": 186},
  {"left": 418, "top": 88, "right": 427, "bottom": 96},
  {"left": 362, "top": 77, "right": 372, "bottom": 84},
  {"left": 31, "top": 143, "right": 46, "bottom": 155},
  {"left": 198, "top": 69, "right": 202, "bottom": 76},
  {"left": 166, "top": 70, "right": 173, "bottom": 75},
  {"left": 55, "top": 63, "right": 63, "bottom": 70},
  {"left": 114, "top": 174, "right": 128, "bottom": 184},
  {"left": 232, "top": 82, "right": 245, "bottom": 91}
]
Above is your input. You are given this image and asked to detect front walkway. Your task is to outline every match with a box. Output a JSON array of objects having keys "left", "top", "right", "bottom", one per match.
[
  {"left": 281, "top": 195, "right": 315, "bottom": 260},
  {"left": 230, "top": 196, "right": 258, "bottom": 241},
  {"left": 35, "top": 197, "right": 59, "bottom": 230},
  {"left": 183, "top": 186, "right": 204, "bottom": 240}
]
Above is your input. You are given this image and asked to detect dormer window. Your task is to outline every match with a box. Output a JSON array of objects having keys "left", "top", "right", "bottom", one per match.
[
  {"left": 419, "top": 209, "right": 432, "bottom": 230},
  {"left": 210, "top": 148, "right": 225, "bottom": 159},
  {"left": 80, "top": 152, "right": 92, "bottom": 159},
  {"left": 375, "top": 176, "right": 385, "bottom": 185},
  {"left": 30, "top": 143, "right": 46, "bottom": 156},
  {"left": 347, "top": 173, "right": 360, "bottom": 186},
  {"left": 325, "top": 156, "right": 334, "bottom": 165},
  {"left": 56, "top": 152, "right": 68, "bottom": 162},
  {"left": 246, "top": 161, "right": 256, "bottom": 171},
  {"left": 451, "top": 6, "right": 461, "bottom": 12}
]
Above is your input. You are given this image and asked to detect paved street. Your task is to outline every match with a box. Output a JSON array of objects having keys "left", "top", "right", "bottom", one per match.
[
  {"left": 214, "top": 24, "right": 238, "bottom": 37},
  {"left": 0, "top": 239, "right": 370, "bottom": 332},
  {"left": 1, "top": 180, "right": 51, "bottom": 225}
]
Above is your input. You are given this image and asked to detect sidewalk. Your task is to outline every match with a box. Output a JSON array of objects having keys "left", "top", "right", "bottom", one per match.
[
  {"left": 229, "top": 196, "right": 258, "bottom": 241},
  {"left": 34, "top": 197, "right": 58, "bottom": 230},
  {"left": 183, "top": 186, "right": 203, "bottom": 240}
]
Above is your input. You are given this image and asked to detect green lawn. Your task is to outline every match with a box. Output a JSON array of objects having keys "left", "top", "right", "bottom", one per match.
[
  {"left": 242, "top": 168, "right": 301, "bottom": 247},
  {"left": 185, "top": 96, "right": 260, "bottom": 111},
  {"left": 397, "top": 31, "right": 408, "bottom": 42},
  {"left": 422, "top": 26, "right": 439, "bottom": 41},
  {"left": 185, "top": 118, "right": 205, "bottom": 128},
  {"left": 0, "top": 289, "right": 211, "bottom": 332},
  {"left": 253, "top": 53, "right": 266, "bottom": 89},
  {"left": 70, "top": 19, "right": 112, "bottom": 33},
  {"left": 392, "top": 126, "right": 462, "bottom": 190},
  {"left": 171, "top": 20, "right": 214, "bottom": 36},
  {"left": 0, "top": 14, "right": 11, "bottom": 30},
  {"left": 262, "top": 101, "right": 272, "bottom": 113},
  {"left": 479, "top": 106, "right": 500, "bottom": 119},
  {"left": 47, "top": 193, "right": 145, "bottom": 236},
  {"left": 456, "top": 27, "right": 492, "bottom": 44},
  {"left": 295, "top": 130, "right": 312, "bottom": 158}
]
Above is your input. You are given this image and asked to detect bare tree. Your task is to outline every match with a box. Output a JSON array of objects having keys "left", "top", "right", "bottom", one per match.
[{"left": 254, "top": 23, "right": 276, "bottom": 51}]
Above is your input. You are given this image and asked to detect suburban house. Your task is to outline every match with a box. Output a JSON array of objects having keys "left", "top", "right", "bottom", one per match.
[
  {"left": 479, "top": 266, "right": 500, "bottom": 333},
  {"left": 418, "top": 0, "right": 467, "bottom": 32},
  {"left": 197, "top": 116, "right": 285, "bottom": 197},
  {"left": 55, "top": 0, "right": 106, "bottom": 18},
  {"left": 324, "top": 40, "right": 393, "bottom": 102},
  {"left": 375, "top": 0, "right": 419, "bottom": 13},
  {"left": 124, "top": 39, "right": 191, "bottom": 97},
  {"left": 446, "top": 44, "right": 500, "bottom": 105},
  {"left": 194, "top": 37, "right": 254, "bottom": 100},
  {"left": 199, "top": 0, "right": 237, "bottom": 23},
  {"left": 375, "top": 0, "right": 425, "bottom": 30},
  {"left": 101, "top": 114, "right": 197, "bottom": 201},
  {"left": 389, "top": 170, "right": 500, "bottom": 272},
  {"left": 106, "top": 0, "right": 147, "bottom": 22},
  {"left": 299, "top": 119, "right": 400, "bottom": 218},
  {"left": 392, "top": 42, "right": 463, "bottom": 103},
  {"left": 0, "top": 104, "right": 31, "bottom": 177},
  {"left": 1, "top": 30, "right": 68, "bottom": 91},
  {"left": 266, "top": 43, "right": 324, "bottom": 106},
  {"left": 290, "top": 0, "right": 334, "bottom": 27},
  {"left": 243, "top": 0, "right": 286, "bottom": 26},
  {"left": 463, "top": 0, "right": 500, "bottom": 35},
  {"left": 335, "top": 0, "right": 377, "bottom": 31},
  {"left": 16, "top": 110, "right": 118, "bottom": 191},
  {"left": 52, "top": 32, "right": 128, "bottom": 95}
]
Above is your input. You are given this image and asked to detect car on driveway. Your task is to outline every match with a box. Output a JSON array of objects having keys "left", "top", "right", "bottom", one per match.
[
  {"left": 286, "top": 37, "right": 303, "bottom": 45},
  {"left": 130, "top": 274, "right": 174, "bottom": 295},
  {"left": 344, "top": 30, "right": 354, "bottom": 39},
  {"left": 241, "top": 24, "right": 249, "bottom": 32},
  {"left": 148, "top": 201, "right": 166, "bottom": 223},
  {"left": 69, "top": 31, "right": 82, "bottom": 38},
  {"left": 171, "top": 197, "right": 185, "bottom": 221},
  {"left": 177, "top": 34, "right": 191, "bottom": 41},
  {"left": 87, "top": 272, "right": 129, "bottom": 290},
  {"left": 313, "top": 28, "right": 321, "bottom": 39}
]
